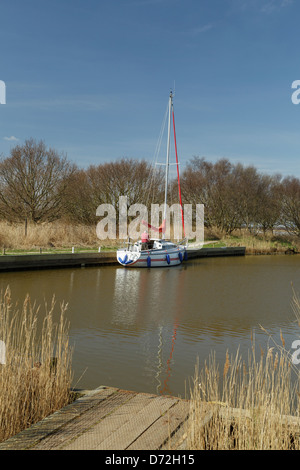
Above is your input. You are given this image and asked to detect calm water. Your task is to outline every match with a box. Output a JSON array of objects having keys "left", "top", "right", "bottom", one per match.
[{"left": 0, "top": 255, "right": 299, "bottom": 397}]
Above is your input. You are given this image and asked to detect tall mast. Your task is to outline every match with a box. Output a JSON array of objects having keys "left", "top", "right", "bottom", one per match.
[{"left": 163, "top": 91, "right": 172, "bottom": 237}]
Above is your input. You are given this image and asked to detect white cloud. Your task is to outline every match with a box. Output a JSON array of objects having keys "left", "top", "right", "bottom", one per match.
[
  {"left": 261, "top": 0, "right": 293, "bottom": 13},
  {"left": 189, "top": 24, "right": 214, "bottom": 35},
  {"left": 3, "top": 136, "right": 19, "bottom": 141},
  {"left": 180, "top": 23, "right": 214, "bottom": 38},
  {"left": 230, "top": 0, "right": 293, "bottom": 14}
]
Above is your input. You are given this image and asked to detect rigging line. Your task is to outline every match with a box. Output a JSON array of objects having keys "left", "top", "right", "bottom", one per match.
[
  {"left": 145, "top": 102, "right": 169, "bottom": 210},
  {"left": 146, "top": 112, "right": 167, "bottom": 209}
]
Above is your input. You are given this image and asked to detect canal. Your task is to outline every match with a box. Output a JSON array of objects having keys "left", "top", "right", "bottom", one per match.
[{"left": 0, "top": 255, "right": 299, "bottom": 398}]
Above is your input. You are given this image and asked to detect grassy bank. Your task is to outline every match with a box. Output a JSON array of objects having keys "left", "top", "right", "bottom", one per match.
[
  {"left": 0, "top": 221, "right": 119, "bottom": 254},
  {"left": 0, "top": 221, "right": 299, "bottom": 255},
  {"left": 204, "top": 229, "right": 300, "bottom": 255},
  {"left": 0, "top": 288, "right": 73, "bottom": 443},
  {"left": 184, "top": 292, "right": 300, "bottom": 450}
]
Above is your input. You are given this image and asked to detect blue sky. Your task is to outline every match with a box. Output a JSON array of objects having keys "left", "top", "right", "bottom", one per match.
[{"left": 0, "top": 0, "right": 299, "bottom": 177}]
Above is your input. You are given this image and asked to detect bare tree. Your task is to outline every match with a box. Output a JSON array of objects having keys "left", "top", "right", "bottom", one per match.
[
  {"left": 63, "top": 158, "right": 164, "bottom": 226},
  {"left": 62, "top": 169, "right": 95, "bottom": 224},
  {"left": 254, "top": 173, "right": 282, "bottom": 235},
  {"left": 180, "top": 157, "right": 283, "bottom": 236},
  {"left": 0, "top": 139, "right": 76, "bottom": 223},
  {"left": 279, "top": 176, "right": 300, "bottom": 237},
  {"left": 180, "top": 157, "right": 240, "bottom": 234}
]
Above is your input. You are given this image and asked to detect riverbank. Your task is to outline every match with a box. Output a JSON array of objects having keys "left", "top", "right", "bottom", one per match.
[
  {"left": 0, "top": 244, "right": 298, "bottom": 272},
  {"left": 0, "top": 247, "right": 246, "bottom": 272},
  {"left": 0, "top": 221, "right": 298, "bottom": 255},
  {"left": 205, "top": 232, "right": 300, "bottom": 255}
]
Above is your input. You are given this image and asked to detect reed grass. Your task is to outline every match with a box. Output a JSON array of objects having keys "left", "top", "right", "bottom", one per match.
[
  {"left": 0, "top": 221, "right": 298, "bottom": 254},
  {"left": 204, "top": 226, "right": 300, "bottom": 254},
  {"left": 0, "top": 221, "right": 99, "bottom": 250},
  {"left": 0, "top": 221, "right": 182, "bottom": 252},
  {"left": 185, "top": 293, "right": 300, "bottom": 450},
  {"left": 223, "top": 232, "right": 299, "bottom": 254},
  {"left": 0, "top": 221, "right": 120, "bottom": 253},
  {"left": 226, "top": 235, "right": 299, "bottom": 254},
  {"left": 0, "top": 287, "right": 73, "bottom": 443}
]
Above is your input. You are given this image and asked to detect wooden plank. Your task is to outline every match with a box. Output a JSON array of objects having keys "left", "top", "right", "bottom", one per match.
[
  {"left": 161, "top": 402, "right": 217, "bottom": 450},
  {"left": 33, "top": 389, "right": 136, "bottom": 450},
  {"left": 127, "top": 399, "right": 189, "bottom": 450},
  {"left": 0, "top": 386, "right": 118, "bottom": 450},
  {"left": 62, "top": 393, "right": 177, "bottom": 450},
  {"left": 62, "top": 392, "right": 157, "bottom": 450},
  {"left": 98, "top": 395, "right": 178, "bottom": 450}
]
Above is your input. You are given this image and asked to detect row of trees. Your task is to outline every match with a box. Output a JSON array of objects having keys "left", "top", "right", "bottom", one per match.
[
  {"left": 180, "top": 157, "right": 300, "bottom": 237},
  {"left": 0, "top": 139, "right": 299, "bottom": 237}
]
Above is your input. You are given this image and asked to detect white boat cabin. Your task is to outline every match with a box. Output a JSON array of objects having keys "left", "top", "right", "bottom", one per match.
[{"left": 128, "top": 239, "right": 179, "bottom": 253}]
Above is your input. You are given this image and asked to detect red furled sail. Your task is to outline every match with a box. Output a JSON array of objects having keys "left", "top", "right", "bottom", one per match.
[{"left": 142, "top": 219, "right": 166, "bottom": 233}]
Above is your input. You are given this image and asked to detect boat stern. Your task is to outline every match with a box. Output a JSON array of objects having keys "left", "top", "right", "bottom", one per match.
[{"left": 117, "top": 249, "right": 140, "bottom": 267}]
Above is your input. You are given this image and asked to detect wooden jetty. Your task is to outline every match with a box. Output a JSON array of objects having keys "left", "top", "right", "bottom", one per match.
[
  {"left": 1, "top": 384, "right": 300, "bottom": 450},
  {"left": 0, "top": 247, "right": 245, "bottom": 272},
  {"left": 0, "top": 386, "right": 191, "bottom": 451}
]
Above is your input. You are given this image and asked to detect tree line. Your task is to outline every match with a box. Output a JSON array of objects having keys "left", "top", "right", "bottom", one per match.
[
  {"left": 0, "top": 139, "right": 299, "bottom": 237},
  {"left": 180, "top": 156, "right": 300, "bottom": 237}
]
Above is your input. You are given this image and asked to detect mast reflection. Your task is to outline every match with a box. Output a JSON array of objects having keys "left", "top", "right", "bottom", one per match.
[{"left": 112, "top": 266, "right": 186, "bottom": 395}]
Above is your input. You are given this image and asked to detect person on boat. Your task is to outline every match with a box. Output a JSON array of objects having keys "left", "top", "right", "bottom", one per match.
[{"left": 141, "top": 231, "right": 150, "bottom": 250}]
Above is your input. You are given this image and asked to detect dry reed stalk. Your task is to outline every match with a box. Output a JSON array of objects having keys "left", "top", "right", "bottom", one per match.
[
  {"left": 0, "top": 221, "right": 101, "bottom": 250},
  {"left": 0, "top": 287, "right": 73, "bottom": 443},
  {"left": 0, "top": 220, "right": 186, "bottom": 251},
  {"left": 292, "top": 289, "right": 300, "bottom": 325},
  {"left": 280, "top": 329, "right": 285, "bottom": 348},
  {"left": 214, "top": 229, "right": 300, "bottom": 254},
  {"left": 186, "top": 342, "right": 300, "bottom": 450},
  {"left": 223, "top": 351, "right": 230, "bottom": 378}
]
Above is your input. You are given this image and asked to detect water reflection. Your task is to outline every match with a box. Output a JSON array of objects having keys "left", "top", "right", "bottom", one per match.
[
  {"left": 0, "top": 256, "right": 299, "bottom": 397},
  {"left": 112, "top": 267, "right": 185, "bottom": 394}
]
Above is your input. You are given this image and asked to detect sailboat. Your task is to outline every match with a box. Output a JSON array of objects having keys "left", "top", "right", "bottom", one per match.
[{"left": 117, "top": 91, "right": 187, "bottom": 268}]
